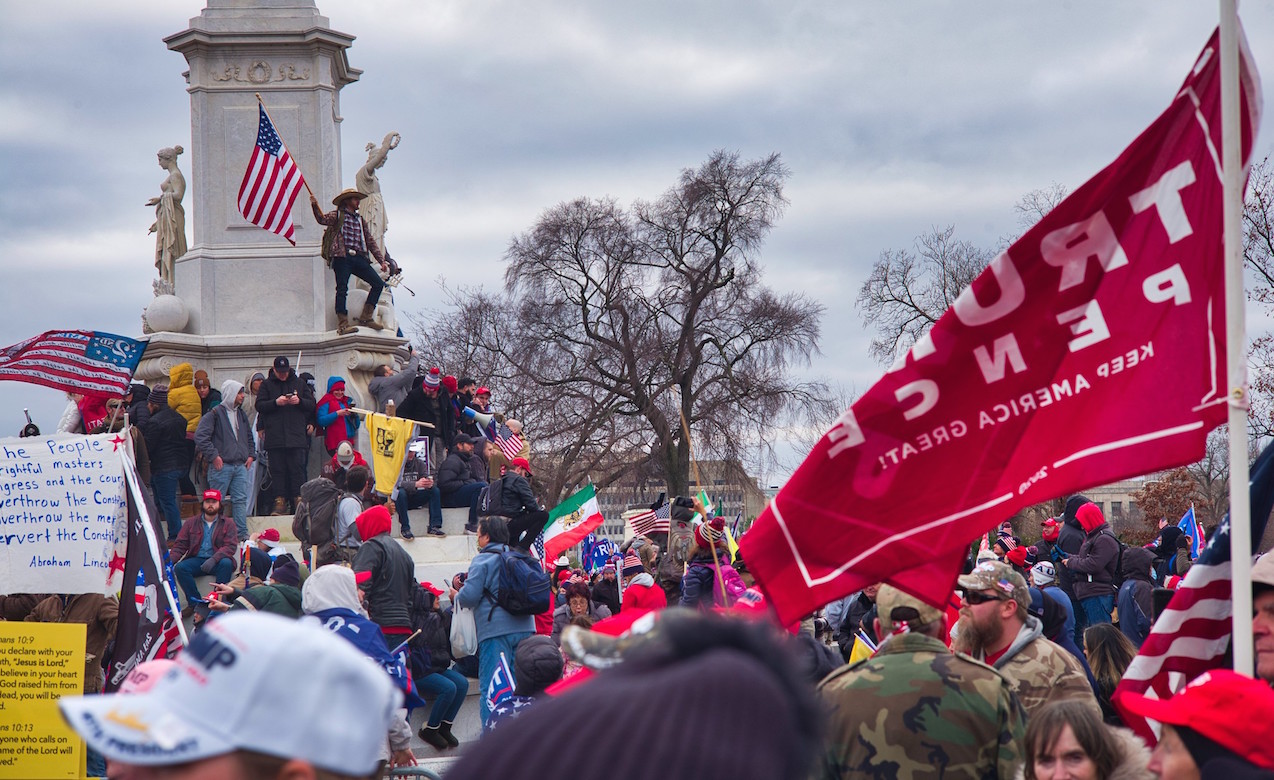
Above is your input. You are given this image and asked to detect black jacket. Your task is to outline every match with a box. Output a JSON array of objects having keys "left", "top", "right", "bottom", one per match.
[
  {"left": 399, "top": 384, "right": 456, "bottom": 448},
  {"left": 437, "top": 451, "right": 480, "bottom": 496},
  {"left": 143, "top": 405, "right": 189, "bottom": 473},
  {"left": 592, "top": 577, "right": 621, "bottom": 616},
  {"left": 352, "top": 535, "right": 416, "bottom": 631},
  {"left": 254, "top": 370, "right": 316, "bottom": 449},
  {"left": 499, "top": 473, "right": 540, "bottom": 515},
  {"left": 1057, "top": 495, "right": 1091, "bottom": 596}
]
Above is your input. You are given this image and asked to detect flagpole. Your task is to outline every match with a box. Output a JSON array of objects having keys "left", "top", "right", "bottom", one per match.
[
  {"left": 254, "top": 93, "right": 316, "bottom": 200},
  {"left": 1219, "top": 0, "right": 1254, "bottom": 676}
]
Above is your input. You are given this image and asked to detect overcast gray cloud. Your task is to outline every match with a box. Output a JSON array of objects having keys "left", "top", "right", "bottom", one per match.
[{"left": 3, "top": 0, "right": 1273, "bottom": 483}]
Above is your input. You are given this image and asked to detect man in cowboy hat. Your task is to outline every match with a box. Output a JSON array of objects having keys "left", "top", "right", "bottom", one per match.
[{"left": 311, "top": 188, "right": 388, "bottom": 335}]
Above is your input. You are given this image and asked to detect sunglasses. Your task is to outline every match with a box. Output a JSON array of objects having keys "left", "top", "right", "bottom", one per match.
[{"left": 962, "top": 590, "right": 1007, "bottom": 606}]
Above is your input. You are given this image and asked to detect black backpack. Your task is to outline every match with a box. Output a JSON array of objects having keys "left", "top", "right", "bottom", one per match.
[
  {"left": 1101, "top": 528, "right": 1129, "bottom": 588},
  {"left": 294, "top": 477, "right": 345, "bottom": 549},
  {"left": 481, "top": 546, "right": 551, "bottom": 618},
  {"left": 477, "top": 475, "right": 508, "bottom": 517}
]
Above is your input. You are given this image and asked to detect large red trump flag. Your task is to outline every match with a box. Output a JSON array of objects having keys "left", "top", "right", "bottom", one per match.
[{"left": 742, "top": 29, "right": 1261, "bottom": 623}]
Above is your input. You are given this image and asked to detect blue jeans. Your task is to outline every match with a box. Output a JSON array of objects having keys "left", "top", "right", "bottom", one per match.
[
  {"left": 417, "top": 668, "right": 469, "bottom": 727},
  {"left": 398, "top": 486, "right": 443, "bottom": 533},
  {"left": 173, "top": 555, "right": 234, "bottom": 608},
  {"left": 207, "top": 462, "right": 250, "bottom": 540},
  {"left": 442, "top": 482, "right": 487, "bottom": 529},
  {"left": 332, "top": 253, "right": 385, "bottom": 314},
  {"left": 151, "top": 469, "right": 183, "bottom": 539},
  {"left": 1080, "top": 594, "right": 1114, "bottom": 627},
  {"left": 477, "top": 631, "right": 531, "bottom": 725}
]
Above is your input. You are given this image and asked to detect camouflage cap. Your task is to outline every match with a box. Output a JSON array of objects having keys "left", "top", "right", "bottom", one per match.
[
  {"left": 957, "top": 560, "right": 1030, "bottom": 607},
  {"left": 875, "top": 584, "right": 944, "bottom": 632}
]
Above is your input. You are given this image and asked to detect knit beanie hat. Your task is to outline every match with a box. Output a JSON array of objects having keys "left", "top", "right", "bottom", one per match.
[
  {"left": 513, "top": 635, "right": 564, "bottom": 697},
  {"left": 423, "top": 368, "right": 441, "bottom": 389},
  {"left": 149, "top": 384, "right": 169, "bottom": 406},
  {"left": 1031, "top": 561, "right": 1057, "bottom": 587},
  {"left": 621, "top": 551, "right": 645, "bottom": 578},
  {"left": 693, "top": 517, "right": 725, "bottom": 549},
  {"left": 442, "top": 374, "right": 458, "bottom": 394}
]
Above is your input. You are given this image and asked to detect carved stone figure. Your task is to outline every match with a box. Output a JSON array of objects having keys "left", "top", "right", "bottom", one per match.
[
  {"left": 356, "top": 132, "right": 399, "bottom": 253},
  {"left": 148, "top": 145, "right": 188, "bottom": 285}
]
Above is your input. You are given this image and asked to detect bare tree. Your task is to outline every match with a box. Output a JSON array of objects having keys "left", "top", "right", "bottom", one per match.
[
  {"left": 1013, "top": 182, "right": 1069, "bottom": 232},
  {"left": 1187, "top": 427, "right": 1230, "bottom": 529},
  {"left": 418, "top": 151, "right": 825, "bottom": 501},
  {"left": 856, "top": 225, "right": 991, "bottom": 364}
]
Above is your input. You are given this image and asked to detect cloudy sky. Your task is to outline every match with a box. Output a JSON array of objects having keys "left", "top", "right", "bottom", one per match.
[{"left": 3, "top": 1, "right": 1273, "bottom": 483}]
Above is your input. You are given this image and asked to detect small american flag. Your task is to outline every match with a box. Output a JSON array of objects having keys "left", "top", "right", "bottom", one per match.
[
  {"left": 494, "top": 425, "right": 524, "bottom": 461},
  {"left": 1113, "top": 441, "right": 1274, "bottom": 744},
  {"left": 629, "top": 501, "right": 670, "bottom": 537},
  {"left": 237, "top": 103, "right": 305, "bottom": 245},
  {"left": 0, "top": 330, "right": 145, "bottom": 397}
]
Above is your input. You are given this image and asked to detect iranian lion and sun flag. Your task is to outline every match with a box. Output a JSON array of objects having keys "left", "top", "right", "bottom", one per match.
[{"left": 742, "top": 20, "right": 1262, "bottom": 656}]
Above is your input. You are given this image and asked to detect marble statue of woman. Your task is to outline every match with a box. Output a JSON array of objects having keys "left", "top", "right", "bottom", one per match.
[
  {"left": 147, "top": 145, "right": 187, "bottom": 286},
  {"left": 355, "top": 131, "right": 399, "bottom": 253}
]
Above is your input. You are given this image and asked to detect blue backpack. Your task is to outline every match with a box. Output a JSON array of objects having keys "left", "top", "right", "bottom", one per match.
[{"left": 482, "top": 546, "right": 552, "bottom": 618}]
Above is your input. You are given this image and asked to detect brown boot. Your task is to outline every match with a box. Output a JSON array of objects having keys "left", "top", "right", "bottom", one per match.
[
  {"left": 336, "top": 313, "right": 357, "bottom": 335},
  {"left": 270, "top": 497, "right": 286, "bottom": 516},
  {"left": 356, "top": 302, "right": 384, "bottom": 330}
]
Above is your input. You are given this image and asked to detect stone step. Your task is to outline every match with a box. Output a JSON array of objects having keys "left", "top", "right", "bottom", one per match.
[{"left": 241, "top": 507, "right": 478, "bottom": 590}]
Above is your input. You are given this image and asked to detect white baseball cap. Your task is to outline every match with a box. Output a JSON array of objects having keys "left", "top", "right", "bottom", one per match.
[{"left": 59, "top": 611, "right": 401, "bottom": 775}]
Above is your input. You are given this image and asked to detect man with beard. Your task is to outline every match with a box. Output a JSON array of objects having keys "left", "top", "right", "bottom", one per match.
[
  {"left": 819, "top": 584, "right": 1025, "bottom": 779},
  {"left": 954, "top": 560, "right": 1099, "bottom": 720}
]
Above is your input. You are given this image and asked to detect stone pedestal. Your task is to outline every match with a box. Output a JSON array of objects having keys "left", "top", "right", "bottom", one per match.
[
  {"left": 143, "top": 1, "right": 409, "bottom": 425},
  {"left": 163, "top": 0, "right": 370, "bottom": 337}
]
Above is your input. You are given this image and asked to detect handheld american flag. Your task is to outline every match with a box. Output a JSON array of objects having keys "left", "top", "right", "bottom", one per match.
[
  {"left": 1112, "top": 441, "right": 1274, "bottom": 744},
  {"left": 629, "top": 501, "right": 670, "bottom": 537},
  {"left": 494, "top": 424, "right": 525, "bottom": 461},
  {"left": 238, "top": 103, "right": 306, "bottom": 245}
]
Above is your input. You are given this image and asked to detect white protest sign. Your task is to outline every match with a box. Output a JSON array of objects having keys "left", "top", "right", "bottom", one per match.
[{"left": 0, "top": 433, "right": 128, "bottom": 595}]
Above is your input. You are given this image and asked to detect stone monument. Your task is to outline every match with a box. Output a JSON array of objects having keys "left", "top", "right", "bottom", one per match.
[{"left": 135, "top": 0, "right": 406, "bottom": 425}]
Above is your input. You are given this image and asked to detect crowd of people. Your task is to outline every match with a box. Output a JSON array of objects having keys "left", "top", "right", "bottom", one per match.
[{"left": 13, "top": 356, "right": 1274, "bottom": 779}]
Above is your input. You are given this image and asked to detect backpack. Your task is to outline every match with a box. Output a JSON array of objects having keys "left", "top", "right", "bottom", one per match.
[
  {"left": 319, "top": 210, "right": 343, "bottom": 267},
  {"left": 294, "top": 477, "right": 344, "bottom": 550},
  {"left": 1101, "top": 528, "right": 1129, "bottom": 588},
  {"left": 477, "top": 475, "right": 508, "bottom": 517},
  {"left": 712, "top": 561, "right": 748, "bottom": 607},
  {"left": 481, "top": 546, "right": 552, "bottom": 618}
]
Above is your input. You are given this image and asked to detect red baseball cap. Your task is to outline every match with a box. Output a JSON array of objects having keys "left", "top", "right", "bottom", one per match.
[
  {"left": 420, "top": 581, "right": 444, "bottom": 598},
  {"left": 475, "top": 386, "right": 491, "bottom": 397},
  {"left": 1117, "top": 669, "right": 1274, "bottom": 768},
  {"left": 202, "top": 489, "right": 222, "bottom": 502},
  {"left": 509, "top": 457, "right": 532, "bottom": 475}
]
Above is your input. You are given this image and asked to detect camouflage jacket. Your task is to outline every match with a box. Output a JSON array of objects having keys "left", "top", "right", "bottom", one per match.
[
  {"left": 817, "top": 632, "right": 1025, "bottom": 780},
  {"left": 982, "top": 616, "right": 1101, "bottom": 720}
]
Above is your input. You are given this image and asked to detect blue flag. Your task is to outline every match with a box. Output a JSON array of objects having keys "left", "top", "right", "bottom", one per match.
[{"left": 1176, "top": 506, "right": 1204, "bottom": 559}]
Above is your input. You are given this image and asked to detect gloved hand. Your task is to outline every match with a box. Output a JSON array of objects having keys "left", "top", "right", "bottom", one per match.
[{"left": 200, "top": 557, "right": 217, "bottom": 574}]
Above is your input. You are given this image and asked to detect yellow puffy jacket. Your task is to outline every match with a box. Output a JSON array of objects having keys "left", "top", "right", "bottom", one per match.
[{"left": 167, "top": 362, "right": 202, "bottom": 433}]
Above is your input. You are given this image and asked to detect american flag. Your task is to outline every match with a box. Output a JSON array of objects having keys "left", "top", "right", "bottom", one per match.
[
  {"left": 0, "top": 330, "right": 145, "bottom": 397},
  {"left": 494, "top": 425, "right": 524, "bottom": 461},
  {"left": 1112, "top": 441, "right": 1274, "bottom": 743},
  {"left": 629, "top": 501, "right": 670, "bottom": 537},
  {"left": 237, "top": 103, "right": 305, "bottom": 245}
]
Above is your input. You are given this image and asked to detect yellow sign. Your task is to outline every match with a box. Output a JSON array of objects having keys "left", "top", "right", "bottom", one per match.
[
  {"left": 0, "top": 622, "right": 86, "bottom": 779},
  {"left": 368, "top": 413, "right": 418, "bottom": 496}
]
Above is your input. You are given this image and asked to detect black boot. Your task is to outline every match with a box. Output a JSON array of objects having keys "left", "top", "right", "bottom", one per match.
[
  {"left": 418, "top": 724, "right": 449, "bottom": 751},
  {"left": 438, "top": 720, "right": 460, "bottom": 748}
]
